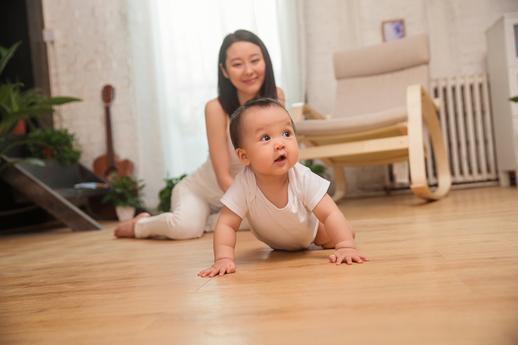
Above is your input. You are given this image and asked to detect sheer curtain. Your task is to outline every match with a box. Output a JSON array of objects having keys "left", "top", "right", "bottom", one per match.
[{"left": 129, "top": 0, "right": 304, "bottom": 207}]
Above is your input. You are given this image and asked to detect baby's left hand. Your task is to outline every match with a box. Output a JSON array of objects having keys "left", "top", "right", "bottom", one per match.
[{"left": 329, "top": 247, "right": 368, "bottom": 265}]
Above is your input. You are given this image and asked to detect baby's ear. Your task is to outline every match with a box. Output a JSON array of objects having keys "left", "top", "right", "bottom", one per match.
[{"left": 236, "top": 148, "right": 250, "bottom": 166}]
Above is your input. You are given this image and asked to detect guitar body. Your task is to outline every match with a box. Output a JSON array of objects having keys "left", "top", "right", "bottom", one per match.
[
  {"left": 93, "top": 155, "right": 134, "bottom": 178},
  {"left": 93, "top": 85, "right": 135, "bottom": 180}
]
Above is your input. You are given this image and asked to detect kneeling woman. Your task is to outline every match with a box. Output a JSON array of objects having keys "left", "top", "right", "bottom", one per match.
[{"left": 114, "top": 29, "right": 285, "bottom": 239}]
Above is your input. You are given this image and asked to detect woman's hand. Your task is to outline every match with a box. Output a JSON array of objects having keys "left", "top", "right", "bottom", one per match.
[
  {"left": 198, "top": 258, "right": 236, "bottom": 278},
  {"left": 329, "top": 247, "right": 368, "bottom": 265}
]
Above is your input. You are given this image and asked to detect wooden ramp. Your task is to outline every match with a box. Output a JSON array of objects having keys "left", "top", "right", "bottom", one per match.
[{"left": 0, "top": 157, "right": 104, "bottom": 231}]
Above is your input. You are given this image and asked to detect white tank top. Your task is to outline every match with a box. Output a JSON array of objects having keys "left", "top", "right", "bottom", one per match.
[{"left": 183, "top": 126, "right": 242, "bottom": 208}]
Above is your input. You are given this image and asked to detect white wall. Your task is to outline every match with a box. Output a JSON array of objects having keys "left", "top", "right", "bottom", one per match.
[{"left": 303, "top": 0, "right": 518, "bottom": 195}]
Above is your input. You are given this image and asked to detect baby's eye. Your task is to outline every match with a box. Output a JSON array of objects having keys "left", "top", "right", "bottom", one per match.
[
  {"left": 260, "top": 134, "right": 271, "bottom": 142},
  {"left": 282, "top": 130, "right": 292, "bottom": 137}
]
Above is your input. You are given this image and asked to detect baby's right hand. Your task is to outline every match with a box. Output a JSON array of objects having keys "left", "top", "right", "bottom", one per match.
[{"left": 197, "top": 258, "right": 236, "bottom": 278}]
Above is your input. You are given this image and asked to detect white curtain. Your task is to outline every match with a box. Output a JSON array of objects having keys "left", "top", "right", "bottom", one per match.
[{"left": 128, "top": 0, "right": 304, "bottom": 208}]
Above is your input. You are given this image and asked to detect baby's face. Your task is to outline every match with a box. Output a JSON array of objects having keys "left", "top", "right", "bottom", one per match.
[{"left": 236, "top": 105, "right": 299, "bottom": 177}]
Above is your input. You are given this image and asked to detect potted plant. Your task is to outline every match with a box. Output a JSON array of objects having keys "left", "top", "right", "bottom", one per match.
[
  {"left": 301, "top": 159, "right": 327, "bottom": 177},
  {"left": 157, "top": 174, "right": 186, "bottom": 212},
  {"left": 301, "top": 159, "right": 336, "bottom": 194},
  {"left": 0, "top": 42, "right": 80, "bottom": 170},
  {"left": 27, "top": 128, "right": 81, "bottom": 164},
  {"left": 103, "top": 173, "right": 144, "bottom": 220}
]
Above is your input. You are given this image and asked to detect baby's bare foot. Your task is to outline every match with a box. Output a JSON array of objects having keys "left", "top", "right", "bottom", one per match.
[{"left": 114, "top": 212, "right": 151, "bottom": 238}]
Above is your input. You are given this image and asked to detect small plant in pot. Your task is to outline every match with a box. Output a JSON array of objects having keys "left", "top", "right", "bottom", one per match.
[
  {"left": 103, "top": 173, "right": 144, "bottom": 221},
  {"left": 27, "top": 128, "right": 81, "bottom": 164}
]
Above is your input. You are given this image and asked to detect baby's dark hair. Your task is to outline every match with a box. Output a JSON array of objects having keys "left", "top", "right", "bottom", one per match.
[{"left": 229, "top": 97, "right": 294, "bottom": 149}]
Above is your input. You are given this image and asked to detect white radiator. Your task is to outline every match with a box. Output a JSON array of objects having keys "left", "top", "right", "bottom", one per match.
[{"left": 429, "top": 74, "right": 498, "bottom": 185}]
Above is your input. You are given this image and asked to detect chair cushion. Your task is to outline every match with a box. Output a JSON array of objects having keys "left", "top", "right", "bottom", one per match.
[
  {"left": 334, "top": 34, "right": 429, "bottom": 79},
  {"left": 295, "top": 107, "right": 407, "bottom": 136}
]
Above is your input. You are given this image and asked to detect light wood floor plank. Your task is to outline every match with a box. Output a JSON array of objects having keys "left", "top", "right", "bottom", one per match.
[{"left": 1, "top": 187, "right": 517, "bottom": 344}]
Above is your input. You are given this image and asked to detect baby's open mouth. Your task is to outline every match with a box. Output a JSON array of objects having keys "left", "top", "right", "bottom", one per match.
[{"left": 274, "top": 154, "right": 287, "bottom": 163}]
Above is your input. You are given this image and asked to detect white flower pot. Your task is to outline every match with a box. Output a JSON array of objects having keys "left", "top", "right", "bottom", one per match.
[{"left": 115, "top": 206, "right": 135, "bottom": 221}]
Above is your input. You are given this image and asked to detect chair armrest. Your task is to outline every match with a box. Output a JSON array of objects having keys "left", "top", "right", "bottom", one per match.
[
  {"left": 302, "top": 104, "right": 328, "bottom": 120},
  {"left": 406, "top": 84, "right": 451, "bottom": 199}
]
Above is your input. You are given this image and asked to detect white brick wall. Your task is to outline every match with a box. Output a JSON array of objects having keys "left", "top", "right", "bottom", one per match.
[{"left": 42, "top": 0, "right": 138, "bottom": 182}]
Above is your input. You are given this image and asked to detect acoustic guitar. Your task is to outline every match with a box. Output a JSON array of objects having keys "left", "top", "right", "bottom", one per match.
[{"left": 93, "top": 84, "right": 134, "bottom": 180}]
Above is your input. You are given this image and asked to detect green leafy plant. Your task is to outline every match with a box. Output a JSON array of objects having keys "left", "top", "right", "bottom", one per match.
[
  {"left": 302, "top": 159, "right": 327, "bottom": 177},
  {"left": 27, "top": 128, "right": 81, "bottom": 164},
  {"left": 510, "top": 96, "right": 518, "bottom": 103},
  {"left": 158, "top": 174, "right": 186, "bottom": 212},
  {"left": 0, "top": 42, "right": 81, "bottom": 168},
  {"left": 103, "top": 174, "right": 144, "bottom": 208}
]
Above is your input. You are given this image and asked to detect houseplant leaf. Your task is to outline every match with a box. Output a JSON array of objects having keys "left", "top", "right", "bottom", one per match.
[{"left": 0, "top": 42, "right": 20, "bottom": 75}]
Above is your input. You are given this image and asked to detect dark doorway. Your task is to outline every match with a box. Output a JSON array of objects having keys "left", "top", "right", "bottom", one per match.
[
  {"left": 1, "top": 0, "right": 51, "bottom": 95},
  {"left": 0, "top": 0, "right": 34, "bottom": 89},
  {"left": 0, "top": 0, "right": 57, "bottom": 232}
]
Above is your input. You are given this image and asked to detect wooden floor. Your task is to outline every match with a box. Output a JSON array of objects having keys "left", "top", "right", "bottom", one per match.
[{"left": 1, "top": 186, "right": 518, "bottom": 345}]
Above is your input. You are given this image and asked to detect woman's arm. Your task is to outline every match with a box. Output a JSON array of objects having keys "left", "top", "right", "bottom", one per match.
[{"left": 205, "top": 99, "right": 234, "bottom": 192}]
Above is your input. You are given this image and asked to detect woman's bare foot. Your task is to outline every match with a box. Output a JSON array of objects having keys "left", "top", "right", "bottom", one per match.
[{"left": 114, "top": 212, "right": 151, "bottom": 238}]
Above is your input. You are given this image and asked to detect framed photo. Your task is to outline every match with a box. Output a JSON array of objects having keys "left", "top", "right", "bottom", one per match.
[{"left": 381, "top": 19, "right": 405, "bottom": 42}]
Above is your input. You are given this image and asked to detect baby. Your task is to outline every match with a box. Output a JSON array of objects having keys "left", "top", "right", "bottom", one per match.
[{"left": 198, "top": 98, "right": 367, "bottom": 277}]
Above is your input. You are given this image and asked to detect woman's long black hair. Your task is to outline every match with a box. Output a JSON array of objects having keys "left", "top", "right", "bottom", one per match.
[{"left": 217, "top": 29, "right": 277, "bottom": 117}]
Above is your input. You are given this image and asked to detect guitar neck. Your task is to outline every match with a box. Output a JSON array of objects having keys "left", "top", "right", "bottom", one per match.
[{"left": 104, "top": 105, "right": 116, "bottom": 169}]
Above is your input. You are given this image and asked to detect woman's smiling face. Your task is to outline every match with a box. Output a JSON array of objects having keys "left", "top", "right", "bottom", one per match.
[{"left": 221, "top": 41, "right": 266, "bottom": 101}]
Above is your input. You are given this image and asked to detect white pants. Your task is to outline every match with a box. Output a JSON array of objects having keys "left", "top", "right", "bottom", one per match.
[
  {"left": 134, "top": 180, "right": 216, "bottom": 239},
  {"left": 133, "top": 179, "right": 247, "bottom": 240}
]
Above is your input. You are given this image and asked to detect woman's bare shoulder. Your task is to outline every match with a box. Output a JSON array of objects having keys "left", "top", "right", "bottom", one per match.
[
  {"left": 205, "top": 98, "right": 228, "bottom": 129},
  {"left": 205, "top": 98, "right": 225, "bottom": 115},
  {"left": 276, "top": 87, "right": 286, "bottom": 105}
]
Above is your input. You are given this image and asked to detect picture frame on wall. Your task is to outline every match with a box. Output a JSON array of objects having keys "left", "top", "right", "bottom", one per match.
[{"left": 381, "top": 19, "right": 406, "bottom": 41}]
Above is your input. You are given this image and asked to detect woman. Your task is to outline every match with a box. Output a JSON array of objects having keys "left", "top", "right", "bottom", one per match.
[{"left": 115, "top": 29, "right": 285, "bottom": 239}]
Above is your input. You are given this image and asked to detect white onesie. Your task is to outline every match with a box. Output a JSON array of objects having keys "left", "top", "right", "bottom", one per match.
[{"left": 221, "top": 163, "right": 330, "bottom": 251}]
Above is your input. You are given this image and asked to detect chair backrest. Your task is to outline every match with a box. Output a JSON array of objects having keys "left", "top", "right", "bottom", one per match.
[{"left": 333, "top": 34, "right": 430, "bottom": 118}]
